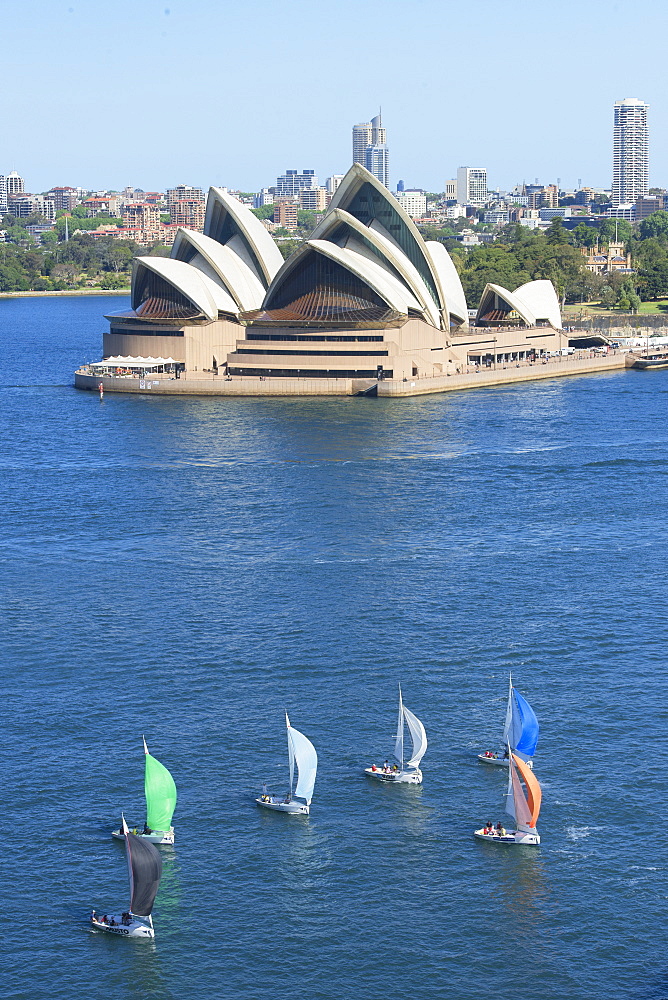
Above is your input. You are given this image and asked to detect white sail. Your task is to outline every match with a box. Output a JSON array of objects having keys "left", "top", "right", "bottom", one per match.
[
  {"left": 403, "top": 706, "right": 427, "bottom": 768},
  {"left": 288, "top": 725, "right": 318, "bottom": 805},
  {"left": 393, "top": 686, "right": 404, "bottom": 766}
]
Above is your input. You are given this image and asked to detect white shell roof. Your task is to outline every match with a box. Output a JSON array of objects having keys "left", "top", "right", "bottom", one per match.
[
  {"left": 478, "top": 282, "right": 537, "bottom": 326},
  {"left": 172, "top": 228, "right": 266, "bottom": 311},
  {"left": 424, "top": 241, "right": 469, "bottom": 326},
  {"left": 325, "top": 163, "right": 449, "bottom": 318},
  {"left": 513, "top": 279, "right": 562, "bottom": 329},
  {"left": 307, "top": 239, "right": 422, "bottom": 314},
  {"left": 311, "top": 209, "right": 441, "bottom": 328},
  {"left": 204, "top": 188, "right": 284, "bottom": 285},
  {"left": 133, "top": 257, "right": 239, "bottom": 320}
]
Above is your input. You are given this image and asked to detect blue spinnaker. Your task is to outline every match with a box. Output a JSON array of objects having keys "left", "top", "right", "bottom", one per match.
[{"left": 510, "top": 690, "right": 540, "bottom": 757}]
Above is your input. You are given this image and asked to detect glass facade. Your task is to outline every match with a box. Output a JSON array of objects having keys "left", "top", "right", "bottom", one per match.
[
  {"left": 340, "top": 182, "right": 439, "bottom": 306},
  {"left": 132, "top": 269, "right": 201, "bottom": 320},
  {"left": 254, "top": 251, "right": 397, "bottom": 326}
]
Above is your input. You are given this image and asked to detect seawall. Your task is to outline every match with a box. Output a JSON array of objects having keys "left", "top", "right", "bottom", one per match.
[{"left": 75, "top": 352, "right": 629, "bottom": 398}]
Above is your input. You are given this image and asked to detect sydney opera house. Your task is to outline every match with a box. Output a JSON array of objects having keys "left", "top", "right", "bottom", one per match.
[{"left": 76, "top": 164, "right": 568, "bottom": 395}]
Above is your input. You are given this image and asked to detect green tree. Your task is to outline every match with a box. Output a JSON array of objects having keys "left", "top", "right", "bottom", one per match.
[
  {"left": 638, "top": 211, "right": 668, "bottom": 242},
  {"left": 546, "top": 218, "right": 570, "bottom": 245}
]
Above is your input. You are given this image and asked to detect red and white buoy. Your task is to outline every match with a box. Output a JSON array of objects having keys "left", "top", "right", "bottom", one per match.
[{"left": 98, "top": 382, "right": 104, "bottom": 399}]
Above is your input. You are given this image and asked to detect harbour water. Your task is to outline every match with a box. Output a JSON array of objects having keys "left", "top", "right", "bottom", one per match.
[{"left": 2, "top": 295, "right": 667, "bottom": 1000}]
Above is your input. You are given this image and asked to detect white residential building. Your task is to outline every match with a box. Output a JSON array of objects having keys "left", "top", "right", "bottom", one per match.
[
  {"left": 395, "top": 190, "right": 427, "bottom": 218},
  {"left": 457, "top": 167, "right": 487, "bottom": 205},
  {"left": 612, "top": 98, "right": 649, "bottom": 207}
]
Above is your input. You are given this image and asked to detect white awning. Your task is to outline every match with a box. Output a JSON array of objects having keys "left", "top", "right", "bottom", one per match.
[{"left": 90, "top": 356, "right": 178, "bottom": 367}]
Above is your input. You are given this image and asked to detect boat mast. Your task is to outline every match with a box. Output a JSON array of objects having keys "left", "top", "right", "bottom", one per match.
[
  {"left": 394, "top": 685, "right": 404, "bottom": 768},
  {"left": 285, "top": 712, "right": 295, "bottom": 797}
]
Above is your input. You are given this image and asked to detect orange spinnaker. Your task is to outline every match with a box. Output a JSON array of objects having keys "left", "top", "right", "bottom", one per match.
[{"left": 512, "top": 754, "right": 542, "bottom": 827}]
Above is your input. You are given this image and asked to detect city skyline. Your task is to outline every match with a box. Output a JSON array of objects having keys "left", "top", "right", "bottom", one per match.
[{"left": 6, "top": 0, "right": 667, "bottom": 195}]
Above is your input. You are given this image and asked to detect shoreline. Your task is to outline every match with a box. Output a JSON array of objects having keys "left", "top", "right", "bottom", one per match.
[{"left": 0, "top": 289, "right": 130, "bottom": 299}]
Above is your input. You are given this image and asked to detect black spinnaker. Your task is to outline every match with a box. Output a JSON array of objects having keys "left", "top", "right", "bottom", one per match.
[{"left": 125, "top": 828, "right": 162, "bottom": 917}]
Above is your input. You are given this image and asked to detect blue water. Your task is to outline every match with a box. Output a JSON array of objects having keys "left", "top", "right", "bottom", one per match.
[{"left": 2, "top": 295, "right": 668, "bottom": 1000}]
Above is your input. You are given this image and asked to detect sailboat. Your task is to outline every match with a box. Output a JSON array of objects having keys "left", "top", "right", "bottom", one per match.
[
  {"left": 478, "top": 675, "right": 539, "bottom": 768},
  {"left": 256, "top": 713, "right": 318, "bottom": 815},
  {"left": 112, "top": 738, "right": 177, "bottom": 844},
  {"left": 91, "top": 816, "right": 162, "bottom": 937},
  {"left": 474, "top": 749, "right": 542, "bottom": 846},
  {"left": 364, "top": 686, "right": 427, "bottom": 784}
]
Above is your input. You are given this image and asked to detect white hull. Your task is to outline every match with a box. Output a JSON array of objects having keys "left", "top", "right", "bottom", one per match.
[
  {"left": 91, "top": 911, "right": 154, "bottom": 938},
  {"left": 255, "top": 796, "right": 309, "bottom": 815},
  {"left": 474, "top": 828, "right": 540, "bottom": 846},
  {"left": 111, "top": 827, "right": 174, "bottom": 845},
  {"left": 477, "top": 753, "right": 533, "bottom": 769},
  {"left": 364, "top": 767, "right": 422, "bottom": 785}
]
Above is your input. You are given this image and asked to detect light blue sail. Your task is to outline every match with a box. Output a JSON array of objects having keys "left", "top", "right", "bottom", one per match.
[{"left": 503, "top": 679, "right": 540, "bottom": 759}]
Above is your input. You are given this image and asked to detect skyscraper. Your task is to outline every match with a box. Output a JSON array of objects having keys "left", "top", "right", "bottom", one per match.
[
  {"left": 612, "top": 98, "right": 649, "bottom": 207},
  {"left": 352, "top": 112, "right": 389, "bottom": 189},
  {"left": 352, "top": 122, "right": 372, "bottom": 165}
]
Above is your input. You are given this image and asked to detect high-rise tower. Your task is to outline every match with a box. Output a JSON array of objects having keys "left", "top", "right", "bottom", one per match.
[
  {"left": 612, "top": 98, "right": 649, "bottom": 207},
  {"left": 353, "top": 122, "right": 372, "bottom": 166},
  {"left": 352, "top": 112, "right": 389, "bottom": 189}
]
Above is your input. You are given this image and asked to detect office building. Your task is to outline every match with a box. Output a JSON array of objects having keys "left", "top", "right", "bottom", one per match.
[
  {"left": 612, "top": 98, "right": 649, "bottom": 207},
  {"left": 353, "top": 112, "right": 389, "bottom": 188},
  {"left": 365, "top": 145, "right": 390, "bottom": 189},
  {"left": 456, "top": 167, "right": 487, "bottom": 205},
  {"left": 395, "top": 190, "right": 427, "bottom": 218},
  {"left": 0, "top": 175, "right": 6, "bottom": 215},
  {"left": 353, "top": 122, "right": 373, "bottom": 165},
  {"left": 276, "top": 169, "right": 318, "bottom": 197}
]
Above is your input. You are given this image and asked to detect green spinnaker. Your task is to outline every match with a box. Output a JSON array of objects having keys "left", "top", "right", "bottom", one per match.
[{"left": 144, "top": 752, "right": 177, "bottom": 831}]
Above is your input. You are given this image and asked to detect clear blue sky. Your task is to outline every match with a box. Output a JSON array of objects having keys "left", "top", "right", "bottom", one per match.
[{"left": 7, "top": 0, "right": 667, "bottom": 195}]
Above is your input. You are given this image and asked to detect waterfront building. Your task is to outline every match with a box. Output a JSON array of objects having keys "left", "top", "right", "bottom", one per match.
[
  {"left": 81, "top": 164, "right": 565, "bottom": 395},
  {"left": 612, "top": 98, "right": 649, "bottom": 208},
  {"left": 457, "top": 167, "right": 487, "bottom": 206},
  {"left": 276, "top": 169, "right": 318, "bottom": 197}
]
